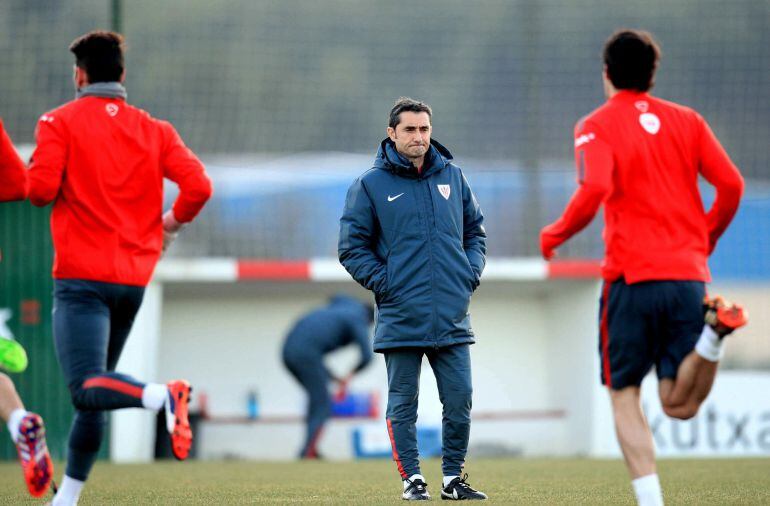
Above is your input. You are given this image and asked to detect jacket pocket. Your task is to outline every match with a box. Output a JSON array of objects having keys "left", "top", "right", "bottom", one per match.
[{"left": 462, "top": 254, "right": 478, "bottom": 292}]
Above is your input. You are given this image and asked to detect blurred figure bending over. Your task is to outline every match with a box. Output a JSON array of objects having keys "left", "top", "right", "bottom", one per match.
[{"left": 282, "top": 294, "right": 374, "bottom": 459}]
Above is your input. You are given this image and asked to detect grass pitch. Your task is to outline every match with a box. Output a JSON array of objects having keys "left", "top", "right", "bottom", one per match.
[{"left": 0, "top": 458, "right": 768, "bottom": 504}]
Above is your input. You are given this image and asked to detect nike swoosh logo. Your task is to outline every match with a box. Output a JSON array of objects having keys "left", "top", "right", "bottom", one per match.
[{"left": 387, "top": 193, "right": 405, "bottom": 202}]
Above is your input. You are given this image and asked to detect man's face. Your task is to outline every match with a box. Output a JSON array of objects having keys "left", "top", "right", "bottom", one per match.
[{"left": 387, "top": 111, "right": 432, "bottom": 161}]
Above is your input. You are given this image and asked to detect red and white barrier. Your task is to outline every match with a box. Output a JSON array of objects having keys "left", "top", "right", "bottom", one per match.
[{"left": 154, "top": 257, "right": 601, "bottom": 283}]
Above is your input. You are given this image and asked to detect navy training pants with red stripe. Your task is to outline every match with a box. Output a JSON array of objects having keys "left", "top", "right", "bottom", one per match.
[
  {"left": 384, "top": 344, "right": 472, "bottom": 479},
  {"left": 282, "top": 350, "right": 332, "bottom": 459},
  {"left": 53, "top": 279, "right": 146, "bottom": 481}
]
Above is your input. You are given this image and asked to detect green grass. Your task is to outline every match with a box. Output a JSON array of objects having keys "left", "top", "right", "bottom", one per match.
[{"left": 0, "top": 458, "right": 768, "bottom": 504}]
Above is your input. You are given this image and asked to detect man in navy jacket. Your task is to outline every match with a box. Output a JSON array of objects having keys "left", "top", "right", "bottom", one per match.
[{"left": 339, "top": 98, "right": 488, "bottom": 501}]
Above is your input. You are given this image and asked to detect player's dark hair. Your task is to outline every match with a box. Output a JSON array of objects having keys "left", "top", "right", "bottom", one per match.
[
  {"left": 69, "top": 30, "right": 125, "bottom": 83},
  {"left": 389, "top": 97, "right": 432, "bottom": 129},
  {"left": 603, "top": 29, "right": 660, "bottom": 92}
]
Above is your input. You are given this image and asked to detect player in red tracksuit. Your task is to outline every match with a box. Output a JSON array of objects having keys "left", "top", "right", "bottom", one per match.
[
  {"left": 540, "top": 30, "right": 746, "bottom": 506},
  {"left": 27, "top": 31, "right": 212, "bottom": 506},
  {"left": 0, "top": 120, "right": 54, "bottom": 498}
]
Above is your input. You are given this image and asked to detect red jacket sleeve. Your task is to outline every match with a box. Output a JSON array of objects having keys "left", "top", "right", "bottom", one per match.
[
  {"left": 28, "top": 113, "right": 68, "bottom": 207},
  {"left": 540, "top": 119, "right": 613, "bottom": 259},
  {"left": 696, "top": 114, "right": 744, "bottom": 253},
  {"left": 0, "top": 119, "right": 28, "bottom": 202},
  {"left": 160, "top": 121, "right": 212, "bottom": 223}
]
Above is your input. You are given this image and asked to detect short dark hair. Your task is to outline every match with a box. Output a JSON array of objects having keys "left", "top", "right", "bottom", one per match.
[
  {"left": 69, "top": 30, "right": 125, "bottom": 83},
  {"left": 603, "top": 29, "right": 661, "bottom": 92},
  {"left": 388, "top": 97, "right": 432, "bottom": 129}
]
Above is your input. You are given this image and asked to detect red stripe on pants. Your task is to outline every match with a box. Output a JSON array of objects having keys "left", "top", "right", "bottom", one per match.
[
  {"left": 600, "top": 282, "right": 613, "bottom": 388},
  {"left": 82, "top": 377, "right": 143, "bottom": 399},
  {"left": 386, "top": 418, "right": 408, "bottom": 479}
]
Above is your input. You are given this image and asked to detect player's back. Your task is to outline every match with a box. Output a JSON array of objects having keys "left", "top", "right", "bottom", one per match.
[
  {"left": 284, "top": 296, "right": 369, "bottom": 356},
  {"left": 584, "top": 91, "right": 715, "bottom": 283},
  {"left": 30, "top": 97, "right": 179, "bottom": 286}
]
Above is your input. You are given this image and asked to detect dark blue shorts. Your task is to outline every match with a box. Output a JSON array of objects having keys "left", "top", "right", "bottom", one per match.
[{"left": 598, "top": 279, "right": 705, "bottom": 390}]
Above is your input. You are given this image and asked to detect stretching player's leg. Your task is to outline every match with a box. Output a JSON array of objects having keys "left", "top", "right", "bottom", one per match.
[
  {"left": 384, "top": 349, "right": 429, "bottom": 500},
  {"left": 658, "top": 309, "right": 718, "bottom": 418},
  {"left": 658, "top": 357, "right": 717, "bottom": 420},
  {"left": 428, "top": 344, "right": 486, "bottom": 500},
  {"left": 658, "top": 287, "right": 747, "bottom": 419},
  {"left": 1, "top": 373, "right": 53, "bottom": 498}
]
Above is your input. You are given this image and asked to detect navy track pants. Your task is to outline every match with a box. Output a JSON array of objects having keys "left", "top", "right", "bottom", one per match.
[
  {"left": 385, "top": 344, "right": 472, "bottom": 478},
  {"left": 282, "top": 351, "right": 331, "bottom": 458},
  {"left": 53, "top": 279, "right": 146, "bottom": 481}
]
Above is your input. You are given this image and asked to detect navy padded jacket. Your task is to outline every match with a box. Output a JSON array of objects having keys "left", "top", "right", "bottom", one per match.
[{"left": 338, "top": 138, "right": 486, "bottom": 352}]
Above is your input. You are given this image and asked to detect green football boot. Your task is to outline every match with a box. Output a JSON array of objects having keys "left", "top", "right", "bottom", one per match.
[{"left": 0, "top": 337, "right": 28, "bottom": 373}]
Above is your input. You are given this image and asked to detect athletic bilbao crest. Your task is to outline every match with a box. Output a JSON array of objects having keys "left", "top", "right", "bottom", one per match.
[
  {"left": 639, "top": 113, "right": 661, "bottom": 135},
  {"left": 437, "top": 184, "right": 451, "bottom": 200},
  {"left": 105, "top": 103, "right": 119, "bottom": 117}
]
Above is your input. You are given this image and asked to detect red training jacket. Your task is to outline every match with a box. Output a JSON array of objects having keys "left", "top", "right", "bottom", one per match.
[
  {"left": 0, "top": 119, "right": 28, "bottom": 202},
  {"left": 28, "top": 95, "right": 212, "bottom": 286},
  {"left": 541, "top": 90, "right": 744, "bottom": 283}
]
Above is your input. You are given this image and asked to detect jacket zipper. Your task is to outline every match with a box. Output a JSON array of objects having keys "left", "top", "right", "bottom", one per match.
[{"left": 420, "top": 175, "right": 440, "bottom": 349}]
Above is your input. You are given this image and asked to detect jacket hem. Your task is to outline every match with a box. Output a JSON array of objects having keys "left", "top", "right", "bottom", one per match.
[{"left": 373, "top": 336, "right": 475, "bottom": 353}]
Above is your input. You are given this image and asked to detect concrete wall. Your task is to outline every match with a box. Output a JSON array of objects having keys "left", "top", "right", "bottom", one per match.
[{"left": 146, "top": 279, "right": 599, "bottom": 460}]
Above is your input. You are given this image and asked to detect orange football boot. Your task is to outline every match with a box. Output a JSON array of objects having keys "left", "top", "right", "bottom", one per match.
[
  {"left": 704, "top": 295, "right": 748, "bottom": 337},
  {"left": 16, "top": 413, "right": 53, "bottom": 497},
  {"left": 166, "top": 380, "right": 193, "bottom": 460}
]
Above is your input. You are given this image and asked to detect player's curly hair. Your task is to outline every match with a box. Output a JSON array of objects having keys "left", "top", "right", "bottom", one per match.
[
  {"left": 603, "top": 29, "right": 661, "bottom": 92},
  {"left": 69, "top": 30, "right": 125, "bottom": 83}
]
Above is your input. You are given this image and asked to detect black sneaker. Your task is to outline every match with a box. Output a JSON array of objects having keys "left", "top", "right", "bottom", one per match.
[
  {"left": 403, "top": 475, "right": 431, "bottom": 501},
  {"left": 441, "top": 474, "right": 487, "bottom": 500}
]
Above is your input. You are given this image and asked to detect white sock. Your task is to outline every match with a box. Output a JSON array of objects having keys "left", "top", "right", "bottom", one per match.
[
  {"left": 632, "top": 474, "right": 664, "bottom": 506},
  {"left": 404, "top": 474, "right": 425, "bottom": 489},
  {"left": 142, "top": 383, "right": 168, "bottom": 411},
  {"left": 443, "top": 475, "right": 459, "bottom": 488},
  {"left": 53, "top": 475, "right": 85, "bottom": 506},
  {"left": 695, "top": 324, "right": 723, "bottom": 362},
  {"left": 6, "top": 408, "right": 27, "bottom": 443}
]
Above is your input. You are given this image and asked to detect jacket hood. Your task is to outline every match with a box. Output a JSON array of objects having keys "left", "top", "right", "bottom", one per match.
[{"left": 373, "top": 138, "right": 453, "bottom": 178}]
